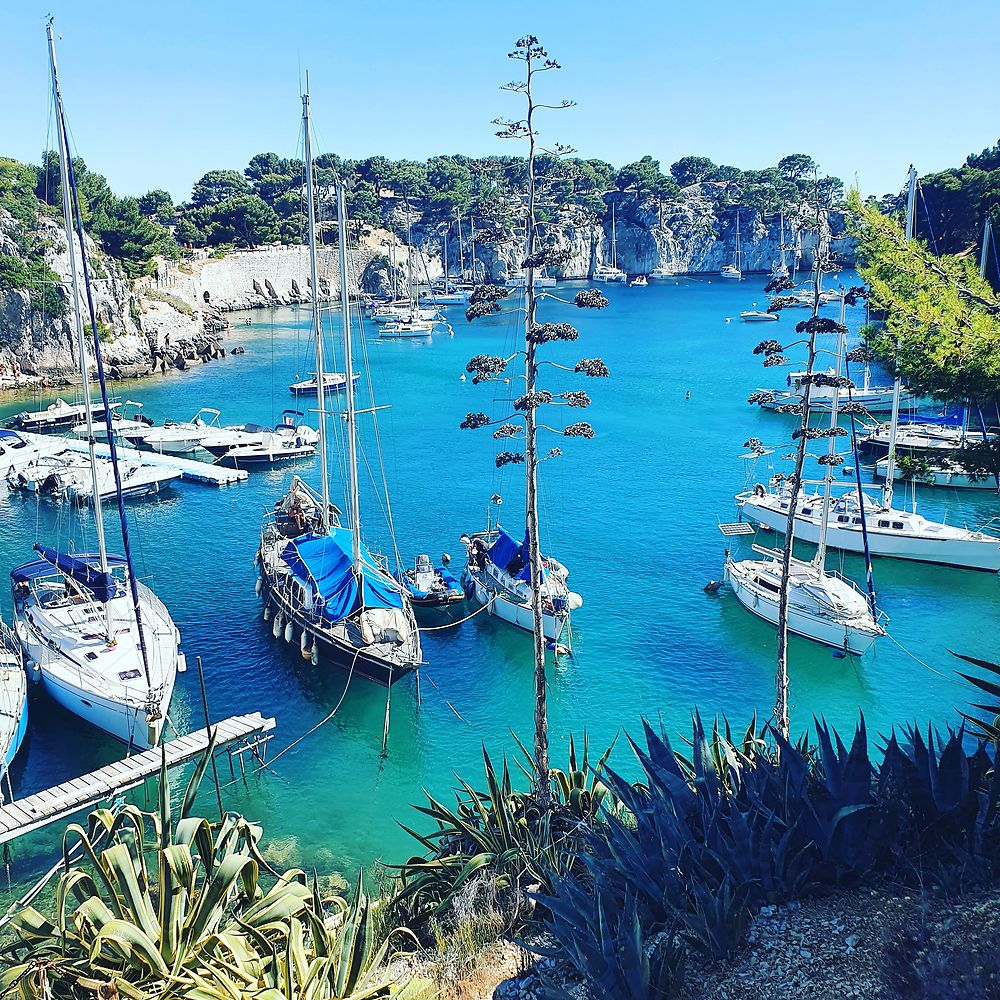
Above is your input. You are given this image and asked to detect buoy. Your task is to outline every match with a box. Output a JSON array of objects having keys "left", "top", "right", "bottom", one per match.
[
  {"left": 272, "top": 613, "right": 283, "bottom": 638},
  {"left": 460, "top": 374, "right": 466, "bottom": 381},
  {"left": 284, "top": 620, "right": 294, "bottom": 643},
  {"left": 255, "top": 578, "right": 262, "bottom": 597},
  {"left": 263, "top": 605, "right": 271, "bottom": 622}
]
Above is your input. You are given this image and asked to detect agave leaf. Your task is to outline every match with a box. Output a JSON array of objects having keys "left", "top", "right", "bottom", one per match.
[
  {"left": 181, "top": 733, "right": 219, "bottom": 822},
  {"left": 89, "top": 917, "right": 171, "bottom": 978},
  {"left": 188, "top": 853, "right": 259, "bottom": 944},
  {"left": 101, "top": 842, "right": 160, "bottom": 942}
]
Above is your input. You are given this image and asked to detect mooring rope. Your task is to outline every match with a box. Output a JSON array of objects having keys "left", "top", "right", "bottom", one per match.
[
  {"left": 418, "top": 595, "right": 494, "bottom": 632},
  {"left": 885, "top": 631, "right": 956, "bottom": 683}
]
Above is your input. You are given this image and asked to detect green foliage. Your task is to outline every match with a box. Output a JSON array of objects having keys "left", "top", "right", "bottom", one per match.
[
  {"left": 0, "top": 748, "right": 422, "bottom": 999},
  {"left": 669, "top": 156, "right": 717, "bottom": 187},
  {"left": 0, "top": 252, "right": 65, "bottom": 318},
  {"left": 145, "top": 288, "right": 194, "bottom": 316},
  {"left": 392, "top": 736, "right": 613, "bottom": 933},
  {"left": 851, "top": 190, "right": 1000, "bottom": 402},
  {"left": 137, "top": 188, "right": 174, "bottom": 224},
  {"left": 190, "top": 168, "right": 251, "bottom": 208}
]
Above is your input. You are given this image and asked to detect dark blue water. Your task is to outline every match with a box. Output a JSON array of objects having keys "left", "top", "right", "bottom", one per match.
[{"left": 1, "top": 275, "right": 997, "bottom": 887}]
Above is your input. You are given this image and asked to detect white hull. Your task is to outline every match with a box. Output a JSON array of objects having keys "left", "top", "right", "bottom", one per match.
[
  {"left": 727, "top": 558, "right": 881, "bottom": 656},
  {"left": 741, "top": 312, "right": 778, "bottom": 323},
  {"left": 875, "top": 458, "right": 1000, "bottom": 491},
  {"left": 465, "top": 576, "right": 567, "bottom": 642},
  {"left": 738, "top": 492, "right": 1000, "bottom": 571}
]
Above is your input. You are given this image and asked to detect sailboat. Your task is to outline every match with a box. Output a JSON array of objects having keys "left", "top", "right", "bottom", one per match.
[
  {"left": 720, "top": 208, "right": 742, "bottom": 279},
  {"left": 759, "top": 362, "right": 920, "bottom": 413},
  {"left": 737, "top": 182, "right": 1000, "bottom": 573},
  {"left": 379, "top": 215, "right": 437, "bottom": 337},
  {"left": 725, "top": 296, "right": 886, "bottom": 654},
  {"left": 594, "top": 203, "right": 627, "bottom": 282},
  {"left": 256, "top": 89, "right": 421, "bottom": 687},
  {"left": 0, "top": 618, "right": 28, "bottom": 789},
  {"left": 770, "top": 211, "right": 790, "bottom": 279},
  {"left": 11, "top": 23, "right": 182, "bottom": 749}
]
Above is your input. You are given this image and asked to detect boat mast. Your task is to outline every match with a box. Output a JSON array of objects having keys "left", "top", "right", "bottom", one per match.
[
  {"left": 610, "top": 203, "right": 618, "bottom": 271},
  {"left": 302, "top": 88, "right": 331, "bottom": 532},
  {"left": 337, "top": 184, "right": 362, "bottom": 573},
  {"left": 779, "top": 210, "right": 786, "bottom": 272},
  {"left": 814, "top": 293, "right": 847, "bottom": 571},
  {"left": 405, "top": 214, "right": 416, "bottom": 316},
  {"left": 469, "top": 216, "right": 477, "bottom": 281},
  {"left": 735, "top": 209, "right": 741, "bottom": 273},
  {"left": 881, "top": 165, "right": 917, "bottom": 509},
  {"left": 456, "top": 209, "right": 466, "bottom": 281},
  {"left": 46, "top": 25, "right": 111, "bottom": 615}
]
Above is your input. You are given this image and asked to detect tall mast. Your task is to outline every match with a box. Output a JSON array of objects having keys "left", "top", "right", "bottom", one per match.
[
  {"left": 47, "top": 25, "right": 111, "bottom": 630},
  {"left": 405, "top": 214, "right": 415, "bottom": 313},
  {"left": 442, "top": 227, "right": 448, "bottom": 286},
  {"left": 882, "top": 165, "right": 917, "bottom": 508},
  {"left": 456, "top": 210, "right": 466, "bottom": 281},
  {"left": 337, "top": 184, "right": 362, "bottom": 572},
  {"left": 302, "top": 89, "right": 331, "bottom": 532},
  {"left": 469, "top": 215, "right": 477, "bottom": 280},
  {"left": 814, "top": 293, "right": 846, "bottom": 570},
  {"left": 610, "top": 203, "right": 617, "bottom": 270},
  {"left": 779, "top": 210, "right": 786, "bottom": 272},
  {"left": 735, "top": 209, "right": 741, "bottom": 272}
]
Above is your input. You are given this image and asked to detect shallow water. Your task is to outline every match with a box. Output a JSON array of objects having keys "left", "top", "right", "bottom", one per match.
[{"left": 0, "top": 274, "right": 997, "bottom": 889}]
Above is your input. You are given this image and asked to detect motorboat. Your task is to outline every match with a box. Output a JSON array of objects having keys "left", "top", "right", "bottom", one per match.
[
  {"left": 289, "top": 372, "right": 360, "bottom": 395},
  {"left": 859, "top": 422, "right": 993, "bottom": 457},
  {"left": 740, "top": 310, "right": 778, "bottom": 322},
  {"left": 202, "top": 410, "right": 319, "bottom": 459},
  {"left": 725, "top": 543, "right": 886, "bottom": 655},
  {"left": 630, "top": 275, "right": 648, "bottom": 287},
  {"left": 760, "top": 368, "right": 919, "bottom": 413},
  {"left": 70, "top": 400, "right": 152, "bottom": 442},
  {"left": 133, "top": 407, "right": 222, "bottom": 454},
  {"left": 396, "top": 555, "right": 465, "bottom": 608},
  {"left": 379, "top": 319, "right": 434, "bottom": 338},
  {"left": 874, "top": 457, "right": 1000, "bottom": 491},
  {"left": 460, "top": 526, "right": 581, "bottom": 642},
  {"left": 7, "top": 397, "right": 117, "bottom": 432},
  {"left": 9, "top": 452, "right": 178, "bottom": 505},
  {"left": 0, "top": 428, "right": 66, "bottom": 473},
  {"left": 371, "top": 304, "right": 439, "bottom": 325},
  {"left": 649, "top": 265, "right": 676, "bottom": 280}
]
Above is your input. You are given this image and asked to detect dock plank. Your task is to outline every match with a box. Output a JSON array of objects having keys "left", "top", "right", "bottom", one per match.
[{"left": 0, "top": 714, "right": 275, "bottom": 845}]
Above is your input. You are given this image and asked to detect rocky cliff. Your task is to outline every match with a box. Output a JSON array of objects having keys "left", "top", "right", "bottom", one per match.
[{"left": 438, "top": 186, "right": 855, "bottom": 282}]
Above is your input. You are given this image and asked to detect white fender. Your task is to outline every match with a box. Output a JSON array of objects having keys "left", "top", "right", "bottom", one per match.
[
  {"left": 263, "top": 605, "right": 271, "bottom": 622},
  {"left": 272, "top": 613, "right": 283, "bottom": 638},
  {"left": 284, "top": 620, "right": 294, "bottom": 643},
  {"left": 255, "top": 578, "right": 262, "bottom": 597}
]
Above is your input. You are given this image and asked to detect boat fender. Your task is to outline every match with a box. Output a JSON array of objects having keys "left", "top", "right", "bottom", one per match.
[
  {"left": 300, "top": 629, "right": 310, "bottom": 658},
  {"left": 255, "top": 578, "right": 263, "bottom": 597},
  {"left": 284, "top": 620, "right": 294, "bottom": 643},
  {"left": 272, "top": 613, "right": 283, "bottom": 638},
  {"left": 263, "top": 604, "right": 271, "bottom": 622},
  {"left": 753, "top": 483, "right": 765, "bottom": 498},
  {"left": 26, "top": 660, "right": 39, "bottom": 680},
  {"left": 310, "top": 643, "right": 319, "bottom": 666}
]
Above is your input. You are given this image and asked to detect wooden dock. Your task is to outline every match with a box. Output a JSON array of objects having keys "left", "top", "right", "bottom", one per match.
[{"left": 0, "top": 712, "right": 275, "bottom": 845}]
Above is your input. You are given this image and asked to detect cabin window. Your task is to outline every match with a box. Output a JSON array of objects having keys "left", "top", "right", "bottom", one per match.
[
  {"left": 758, "top": 578, "right": 780, "bottom": 594},
  {"left": 878, "top": 520, "right": 889, "bottom": 528},
  {"left": 802, "top": 508, "right": 813, "bottom": 516},
  {"left": 852, "top": 517, "right": 862, "bottom": 524},
  {"left": 837, "top": 515, "right": 849, "bottom": 523},
  {"left": 892, "top": 521, "right": 904, "bottom": 530}
]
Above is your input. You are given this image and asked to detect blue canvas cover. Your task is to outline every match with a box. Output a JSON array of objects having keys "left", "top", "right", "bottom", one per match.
[
  {"left": 11, "top": 545, "right": 127, "bottom": 603},
  {"left": 280, "top": 528, "right": 403, "bottom": 625},
  {"left": 487, "top": 527, "right": 545, "bottom": 583}
]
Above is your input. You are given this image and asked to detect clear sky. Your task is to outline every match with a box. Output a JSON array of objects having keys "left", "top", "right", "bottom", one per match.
[{"left": 3, "top": 0, "right": 997, "bottom": 203}]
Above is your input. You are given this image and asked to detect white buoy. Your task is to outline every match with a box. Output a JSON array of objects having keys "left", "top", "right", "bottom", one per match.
[
  {"left": 300, "top": 629, "right": 311, "bottom": 659},
  {"left": 255, "top": 578, "right": 262, "bottom": 597},
  {"left": 284, "top": 620, "right": 294, "bottom": 643},
  {"left": 263, "top": 605, "right": 271, "bottom": 622},
  {"left": 272, "top": 613, "right": 283, "bottom": 638},
  {"left": 311, "top": 642, "right": 320, "bottom": 666}
]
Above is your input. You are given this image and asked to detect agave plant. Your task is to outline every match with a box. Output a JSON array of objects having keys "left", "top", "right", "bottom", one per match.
[
  {"left": 391, "top": 735, "right": 614, "bottom": 930},
  {"left": 0, "top": 747, "right": 423, "bottom": 999}
]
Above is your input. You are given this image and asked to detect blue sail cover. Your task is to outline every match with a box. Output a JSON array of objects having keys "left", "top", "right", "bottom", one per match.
[
  {"left": 11, "top": 545, "right": 127, "bottom": 603},
  {"left": 487, "top": 527, "right": 545, "bottom": 583},
  {"left": 280, "top": 528, "right": 403, "bottom": 625}
]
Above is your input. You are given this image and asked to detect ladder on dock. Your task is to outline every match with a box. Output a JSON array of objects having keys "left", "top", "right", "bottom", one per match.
[{"left": 0, "top": 712, "right": 275, "bottom": 846}]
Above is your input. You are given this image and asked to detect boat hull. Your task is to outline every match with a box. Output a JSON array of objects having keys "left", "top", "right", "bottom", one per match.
[
  {"left": 738, "top": 496, "right": 1000, "bottom": 572},
  {"left": 462, "top": 571, "right": 568, "bottom": 641},
  {"left": 727, "top": 564, "right": 879, "bottom": 655}
]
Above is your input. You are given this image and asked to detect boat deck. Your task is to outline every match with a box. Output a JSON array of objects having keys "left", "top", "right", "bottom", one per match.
[{"left": 0, "top": 712, "right": 276, "bottom": 844}]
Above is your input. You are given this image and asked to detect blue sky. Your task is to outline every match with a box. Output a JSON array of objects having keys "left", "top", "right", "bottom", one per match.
[{"left": 3, "top": 0, "right": 997, "bottom": 202}]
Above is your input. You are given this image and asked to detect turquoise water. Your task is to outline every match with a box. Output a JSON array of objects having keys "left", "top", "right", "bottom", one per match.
[{"left": 1, "top": 275, "right": 997, "bottom": 886}]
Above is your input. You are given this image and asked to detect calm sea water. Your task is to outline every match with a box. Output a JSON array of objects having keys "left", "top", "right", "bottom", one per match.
[{"left": 1, "top": 274, "right": 997, "bottom": 890}]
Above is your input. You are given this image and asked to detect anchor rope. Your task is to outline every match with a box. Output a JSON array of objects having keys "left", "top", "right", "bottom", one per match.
[{"left": 418, "top": 595, "right": 495, "bottom": 632}]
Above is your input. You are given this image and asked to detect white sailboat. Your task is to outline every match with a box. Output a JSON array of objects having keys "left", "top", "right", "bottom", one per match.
[
  {"left": 725, "top": 237, "right": 885, "bottom": 654},
  {"left": 11, "top": 24, "right": 182, "bottom": 749},
  {"left": 760, "top": 365, "right": 919, "bottom": 413},
  {"left": 720, "top": 209, "right": 742, "bottom": 279},
  {"left": 0, "top": 619, "right": 28, "bottom": 789},
  {"left": 594, "top": 203, "right": 627, "bottom": 282},
  {"left": 256, "top": 89, "right": 421, "bottom": 687},
  {"left": 738, "top": 191, "right": 1000, "bottom": 573},
  {"left": 770, "top": 211, "right": 790, "bottom": 279}
]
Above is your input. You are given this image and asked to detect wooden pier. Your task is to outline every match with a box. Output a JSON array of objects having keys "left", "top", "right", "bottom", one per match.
[{"left": 0, "top": 712, "right": 275, "bottom": 845}]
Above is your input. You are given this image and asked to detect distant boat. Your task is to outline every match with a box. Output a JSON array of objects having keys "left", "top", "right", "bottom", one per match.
[
  {"left": 289, "top": 372, "right": 360, "bottom": 395},
  {"left": 595, "top": 203, "right": 627, "bottom": 282},
  {"left": 874, "top": 457, "right": 999, "bottom": 492},
  {"left": 648, "top": 265, "right": 676, "bottom": 280},
  {"left": 770, "top": 211, "right": 790, "bottom": 279},
  {"left": 630, "top": 275, "right": 648, "bottom": 287},
  {"left": 203, "top": 410, "right": 319, "bottom": 464},
  {"left": 760, "top": 367, "right": 918, "bottom": 413},
  {"left": 70, "top": 399, "right": 152, "bottom": 442},
  {"left": 720, "top": 209, "right": 742, "bottom": 279},
  {"left": 740, "top": 310, "right": 777, "bottom": 323},
  {"left": 379, "top": 319, "right": 434, "bottom": 338}
]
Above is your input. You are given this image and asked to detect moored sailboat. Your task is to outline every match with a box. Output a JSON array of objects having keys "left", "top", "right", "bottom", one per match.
[
  {"left": 11, "top": 23, "right": 182, "bottom": 748},
  {"left": 255, "top": 89, "right": 421, "bottom": 687}
]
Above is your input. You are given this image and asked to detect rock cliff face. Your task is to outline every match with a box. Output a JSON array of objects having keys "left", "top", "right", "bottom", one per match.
[
  {"left": 0, "top": 210, "right": 207, "bottom": 380},
  {"left": 437, "top": 186, "right": 855, "bottom": 282}
]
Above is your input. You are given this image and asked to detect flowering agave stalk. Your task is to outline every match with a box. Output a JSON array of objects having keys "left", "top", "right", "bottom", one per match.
[{"left": 462, "top": 36, "right": 609, "bottom": 807}]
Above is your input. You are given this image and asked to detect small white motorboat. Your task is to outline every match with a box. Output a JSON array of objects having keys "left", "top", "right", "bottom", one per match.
[
  {"left": 379, "top": 319, "right": 434, "bottom": 338},
  {"left": 648, "top": 266, "right": 676, "bottom": 280},
  {"left": 202, "top": 410, "right": 319, "bottom": 459},
  {"left": 133, "top": 407, "right": 222, "bottom": 455},
  {"left": 630, "top": 275, "right": 648, "bottom": 287},
  {"left": 7, "top": 397, "right": 117, "bottom": 432},
  {"left": 70, "top": 400, "right": 152, "bottom": 442},
  {"left": 740, "top": 310, "right": 778, "bottom": 322}
]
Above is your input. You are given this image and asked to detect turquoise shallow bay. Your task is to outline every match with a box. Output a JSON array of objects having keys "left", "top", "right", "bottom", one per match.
[{"left": 0, "top": 273, "right": 997, "bottom": 887}]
